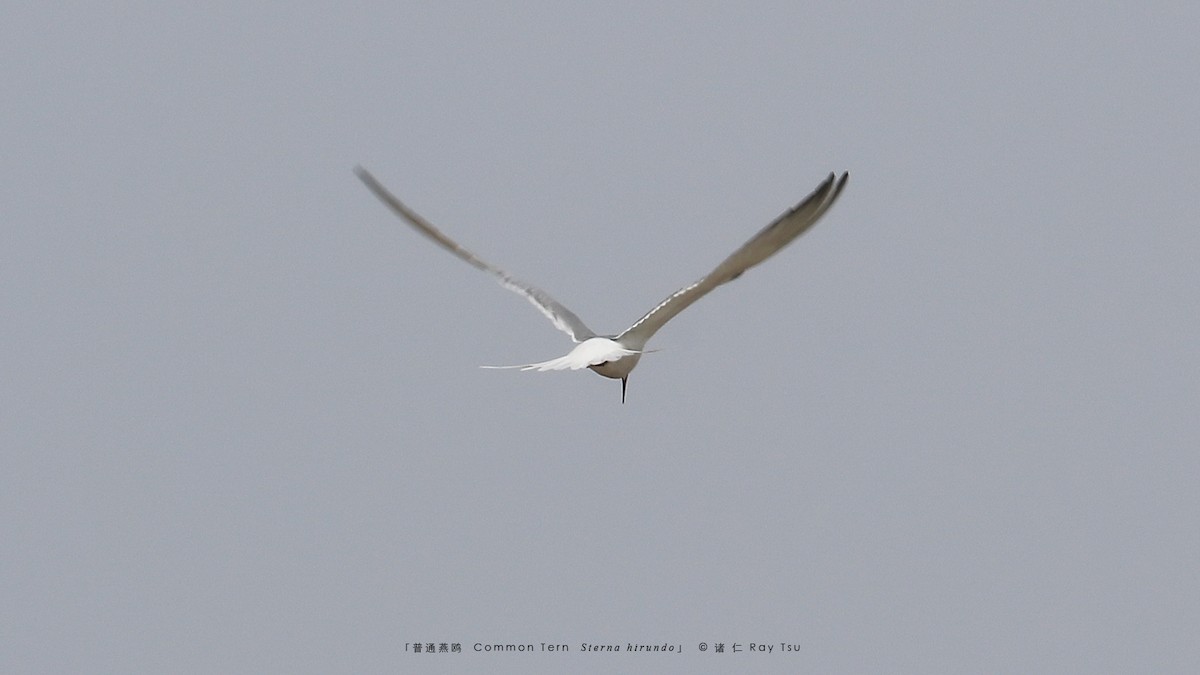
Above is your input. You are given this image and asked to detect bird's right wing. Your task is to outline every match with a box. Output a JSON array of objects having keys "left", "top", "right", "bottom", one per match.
[
  {"left": 618, "top": 172, "right": 848, "bottom": 347},
  {"left": 355, "top": 167, "right": 597, "bottom": 342}
]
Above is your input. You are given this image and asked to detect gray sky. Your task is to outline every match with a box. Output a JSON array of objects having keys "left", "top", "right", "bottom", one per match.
[{"left": 4, "top": 3, "right": 1198, "bottom": 673}]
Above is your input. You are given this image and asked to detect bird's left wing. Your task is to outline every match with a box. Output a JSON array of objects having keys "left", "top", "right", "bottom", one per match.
[
  {"left": 355, "top": 167, "right": 597, "bottom": 342},
  {"left": 618, "top": 172, "right": 848, "bottom": 347}
]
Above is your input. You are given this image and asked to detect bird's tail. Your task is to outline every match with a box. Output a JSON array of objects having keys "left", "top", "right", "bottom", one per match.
[{"left": 479, "top": 354, "right": 591, "bottom": 372}]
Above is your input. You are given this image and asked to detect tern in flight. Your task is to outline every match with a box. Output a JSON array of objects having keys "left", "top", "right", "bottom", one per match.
[{"left": 355, "top": 167, "right": 848, "bottom": 403}]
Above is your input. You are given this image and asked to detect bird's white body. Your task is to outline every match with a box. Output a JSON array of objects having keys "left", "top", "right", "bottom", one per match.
[
  {"left": 586, "top": 345, "right": 642, "bottom": 381},
  {"left": 355, "top": 166, "right": 848, "bottom": 402}
]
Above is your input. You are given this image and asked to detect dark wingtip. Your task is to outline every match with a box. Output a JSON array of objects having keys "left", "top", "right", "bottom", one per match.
[
  {"left": 830, "top": 171, "right": 850, "bottom": 202},
  {"left": 354, "top": 165, "right": 380, "bottom": 188}
]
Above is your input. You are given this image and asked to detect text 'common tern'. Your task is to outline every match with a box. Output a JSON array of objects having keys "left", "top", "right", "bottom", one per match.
[{"left": 355, "top": 167, "right": 848, "bottom": 403}]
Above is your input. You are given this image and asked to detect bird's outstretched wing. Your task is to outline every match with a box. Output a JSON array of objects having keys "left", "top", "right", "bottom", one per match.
[
  {"left": 618, "top": 172, "right": 848, "bottom": 347},
  {"left": 355, "top": 167, "right": 597, "bottom": 342}
]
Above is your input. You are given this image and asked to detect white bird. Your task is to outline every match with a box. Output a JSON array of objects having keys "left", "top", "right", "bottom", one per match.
[{"left": 355, "top": 167, "right": 848, "bottom": 402}]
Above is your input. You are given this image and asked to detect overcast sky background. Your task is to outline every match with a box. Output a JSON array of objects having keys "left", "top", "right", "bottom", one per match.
[{"left": 4, "top": 3, "right": 1198, "bottom": 673}]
